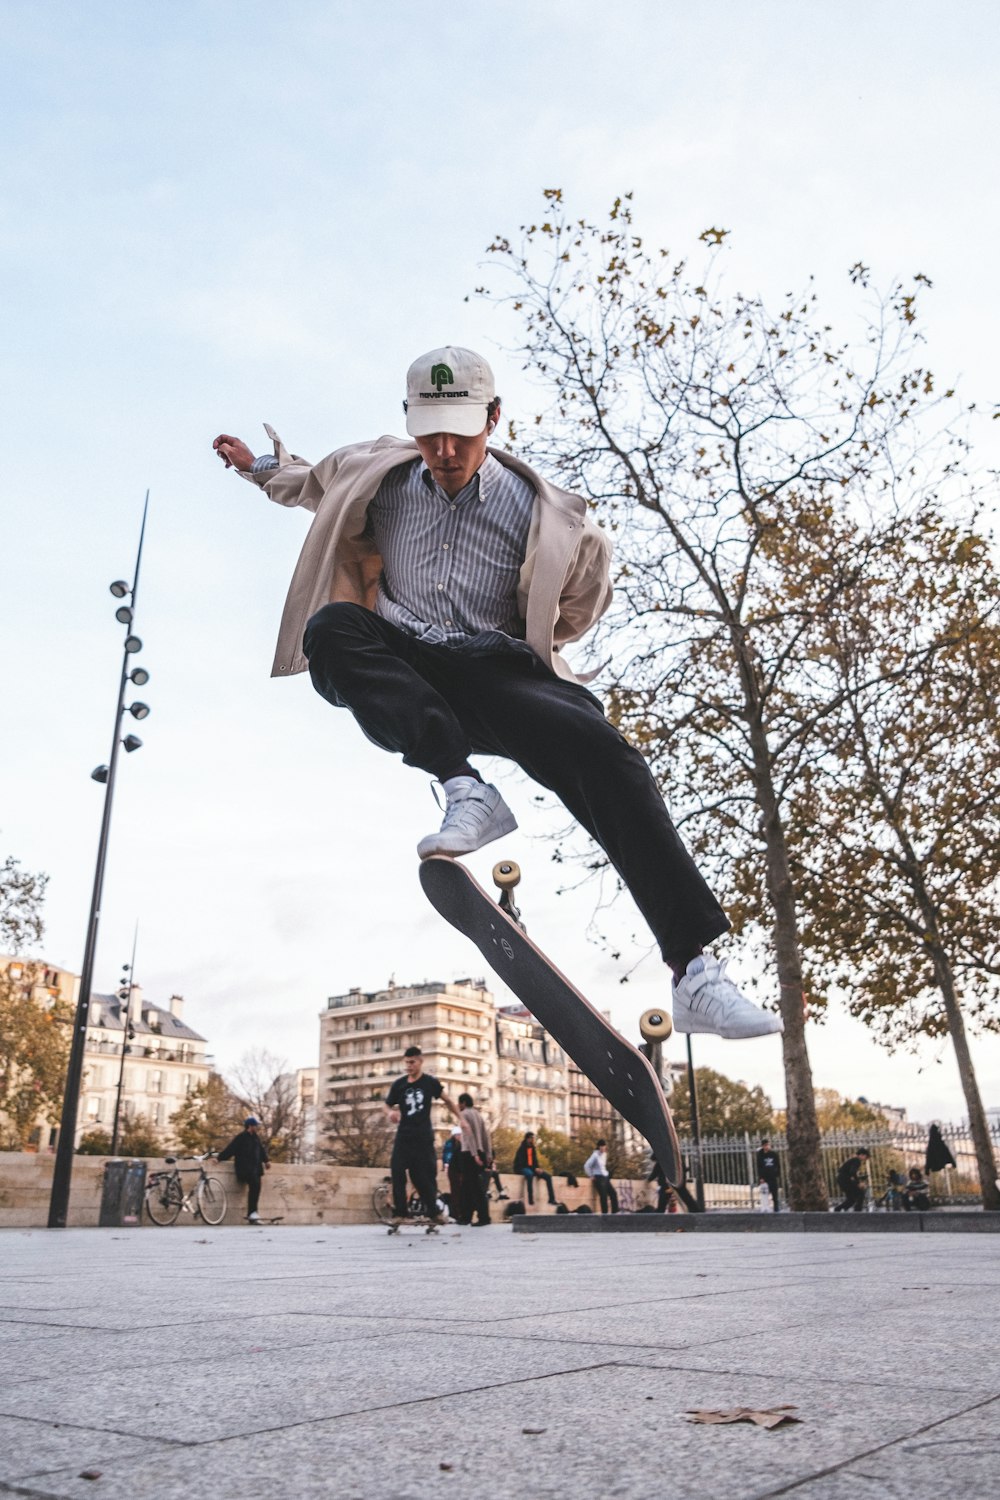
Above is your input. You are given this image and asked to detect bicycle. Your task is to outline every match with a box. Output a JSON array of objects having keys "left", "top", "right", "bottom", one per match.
[
  {"left": 145, "top": 1153, "right": 228, "bottom": 1226},
  {"left": 371, "top": 1176, "right": 445, "bottom": 1224}
]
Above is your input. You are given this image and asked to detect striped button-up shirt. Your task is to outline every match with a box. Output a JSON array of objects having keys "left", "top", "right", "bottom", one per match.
[{"left": 253, "top": 450, "right": 536, "bottom": 646}]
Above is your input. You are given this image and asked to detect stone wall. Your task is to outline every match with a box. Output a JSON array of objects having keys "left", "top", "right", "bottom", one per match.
[{"left": 0, "top": 1153, "right": 650, "bottom": 1228}]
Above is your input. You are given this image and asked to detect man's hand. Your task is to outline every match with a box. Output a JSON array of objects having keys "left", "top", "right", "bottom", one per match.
[{"left": 213, "top": 433, "right": 257, "bottom": 472}]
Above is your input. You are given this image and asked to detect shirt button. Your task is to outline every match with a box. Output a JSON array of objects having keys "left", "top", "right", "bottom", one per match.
[
  {"left": 437, "top": 583, "right": 444, "bottom": 591},
  {"left": 451, "top": 504, "right": 457, "bottom": 510},
  {"left": 442, "top": 543, "right": 449, "bottom": 550}
]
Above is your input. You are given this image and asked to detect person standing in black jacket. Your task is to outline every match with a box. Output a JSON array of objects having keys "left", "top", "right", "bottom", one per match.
[
  {"left": 217, "top": 1117, "right": 270, "bottom": 1222},
  {"left": 755, "top": 1140, "right": 781, "bottom": 1212},
  {"left": 833, "top": 1148, "right": 870, "bottom": 1212}
]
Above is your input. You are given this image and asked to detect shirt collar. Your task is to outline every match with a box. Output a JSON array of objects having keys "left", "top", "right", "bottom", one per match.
[{"left": 418, "top": 452, "right": 502, "bottom": 505}]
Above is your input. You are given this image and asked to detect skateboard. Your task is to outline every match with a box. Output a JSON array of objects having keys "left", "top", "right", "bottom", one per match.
[
  {"left": 418, "top": 856, "right": 681, "bottom": 1184},
  {"left": 387, "top": 1217, "right": 442, "bottom": 1236},
  {"left": 247, "top": 1216, "right": 284, "bottom": 1225}
]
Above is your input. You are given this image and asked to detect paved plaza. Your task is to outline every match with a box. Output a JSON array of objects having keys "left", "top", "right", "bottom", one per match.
[{"left": 0, "top": 1223, "right": 996, "bottom": 1498}]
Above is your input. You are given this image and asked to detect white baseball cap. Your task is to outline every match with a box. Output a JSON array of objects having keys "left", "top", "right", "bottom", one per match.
[{"left": 404, "top": 346, "right": 496, "bottom": 437}]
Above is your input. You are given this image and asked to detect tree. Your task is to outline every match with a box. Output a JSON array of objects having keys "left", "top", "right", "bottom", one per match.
[
  {"left": 169, "top": 1072, "right": 245, "bottom": 1155},
  {"left": 226, "top": 1049, "right": 303, "bottom": 1163},
  {"left": 0, "top": 851, "right": 48, "bottom": 953},
  {"left": 482, "top": 191, "right": 966, "bottom": 1208},
  {"left": 670, "top": 1067, "right": 776, "bottom": 1138},
  {"left": 791, "top": 515, "right": 1000, "bottom": 1207},
  {"left": 321, "top": 1086, "right": 393, "bottom": 1168},
  {"left": 77, "top": 1112, "right": 164, "bottom": 1157},
  {"left": 0, "top": 962, "right": 72, "bottom": 1150},
  {"left": 810, "top": 1091, "right": 889, "bottom": 1133},
  {"left": 489, "top": 1126, "right": 520, "bottom": 1174},
  {"left": 0, "top": 852, "right": 64, "bottom": 1149}
]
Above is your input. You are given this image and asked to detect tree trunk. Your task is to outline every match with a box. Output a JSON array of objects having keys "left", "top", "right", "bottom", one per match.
[
  {"left": 930, "top": 947, "right": 1000, "bottom": 1211},
  {"left": 739, "top": 652, "right": 828, "bottom": 1210}
]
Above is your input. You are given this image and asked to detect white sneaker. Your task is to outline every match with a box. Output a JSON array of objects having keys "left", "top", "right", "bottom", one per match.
[
  {"left": 417, "top": 781, "right": 517, "bottom": 859},
  {"left": 247, "top": 1212, "right": 260, "bottom": 1222},
  {"left": 672, "top": 956, "right": 783, "bottom": 1040}
]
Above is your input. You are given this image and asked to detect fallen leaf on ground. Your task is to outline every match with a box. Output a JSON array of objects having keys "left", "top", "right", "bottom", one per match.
[
  {"left": 79, "top": 1470, "right": 102, "bottom": 1481},
  {"left": 686, "top": 1406, "right": 801, "bottom": 1430},
  {"left": 522, "top": 1427, "right": 547, "bottom": 1435}
]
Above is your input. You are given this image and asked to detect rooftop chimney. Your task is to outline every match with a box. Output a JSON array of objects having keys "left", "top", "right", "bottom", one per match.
[{"left": 169, "top": 994, "right": 185, "bottom": 1020}]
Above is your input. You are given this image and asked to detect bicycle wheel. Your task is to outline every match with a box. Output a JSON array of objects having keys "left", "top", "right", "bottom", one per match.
[
  {"left": 372, "top": 1179, "right": 394, "bottom": 1223},
  {"left": 197, "top": 1176, "right": 227, "bottom": 1225},
  {"left": 145, "top": 1174, "right": 183, "bottom": 1225}
]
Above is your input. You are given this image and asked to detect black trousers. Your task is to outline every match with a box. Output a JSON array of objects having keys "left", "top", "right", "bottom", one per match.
[
  {"left": 522, "top": 1169, "right": 557, "bottom": 1205},
  {"left": 391, "top": 1134, "right": 439, "bottom": 1218},
  {"left": 761, "top": 1174, "right": 780, "bottom": 1211},
  {"left": 458, "top": 1152, "right": 490, "bottom": 1225},
  {"left": 303, "top": 604, "right": 729, "bottom": 969},
  {"left": 592, "top": 1175, "right": 619, "bottom": 1213},
  {"left": 835, "top": 1184, "right": 866, "bottom": 1212},
  {"left": 244, "top": 1174, "right": 263, "bottom": 1217}
]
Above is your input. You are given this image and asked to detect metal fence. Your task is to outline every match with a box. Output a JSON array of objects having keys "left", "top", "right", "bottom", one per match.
[{"left": 676, "top": 1120, "right": 999, "bottom": 1209}]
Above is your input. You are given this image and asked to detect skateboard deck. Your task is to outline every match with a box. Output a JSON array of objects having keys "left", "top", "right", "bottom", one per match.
[
  {"left": 387, "top": 1218, "right": 442, "bottom": 1236},
  {"left": 419, "top": 856, "right": 681, "bottom": 1185}
]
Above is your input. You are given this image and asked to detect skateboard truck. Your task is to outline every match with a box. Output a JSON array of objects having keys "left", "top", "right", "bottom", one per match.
[
  {"left": 639, "top": 1007, "right": 673, "bottom": 1092},
  {"left": 492, "top": 860, "right": 526, "bottom": 932}
]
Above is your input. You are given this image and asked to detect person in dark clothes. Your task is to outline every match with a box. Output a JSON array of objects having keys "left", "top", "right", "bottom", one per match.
[
  {"left": 755, "top": 1139, "right": 781, "bottom": 1212},
  {"left": 833, "top": 1148, "right": 870, "bottom": 1212},
  {"left": 442, "top": 1126, "right": 464, "bottom": 1219},
  {"left": 217, "top": 1116, "right": 270, "bottom": 1222},
  {"left": 903, "top": 1166, "right": 932, "bottom": 1211},
  {"left": 925, "top": 1124, "right": 956, "bottom": 1175},
  {"left": 513, "top": 1131, "right": 557, "bottom": 1206},
  {"left": 384, "top": 1046, "right": 460, "bottom": 1224}
]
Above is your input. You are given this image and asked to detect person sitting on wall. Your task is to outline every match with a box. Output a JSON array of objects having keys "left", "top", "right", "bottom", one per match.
[{"left": 513, "top": 1131, "right": 557, "bottom": 1206}]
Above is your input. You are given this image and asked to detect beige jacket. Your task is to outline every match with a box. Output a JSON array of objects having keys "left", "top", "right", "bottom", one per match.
[{"left": 246, "top": 428, "right": 613, "bottom": 683}]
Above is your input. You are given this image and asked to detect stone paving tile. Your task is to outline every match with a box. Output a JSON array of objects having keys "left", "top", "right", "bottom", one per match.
[
  {"left": 0, "top": 1328, "right": 631, "bottom": 1444},
  {"left": 2, "top": 1313, "right": 448, "bottom": 1386},
  {"left": 13, "top": 1361, "right": 987, "bottom": 1500},
  {"left": 0, "top": 1414, "right": 175, "bottom": 1486},
  {"left": 782, "top": 1395, "right": 1000, "bottom": 1497}
]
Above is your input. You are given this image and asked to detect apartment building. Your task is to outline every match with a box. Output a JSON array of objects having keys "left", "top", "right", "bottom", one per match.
[
  {"left": 81, "top": 985, "right": 211, "bottom": 1145},
  {"left": 494, "top": 1003, "right": 570, "bottom": 1134},
  {"left": 320, "top": 979, "right": 499, "bottom": 1148},
  {"left": 0, "top": 957, "right": 211, "bottom": 1149}
]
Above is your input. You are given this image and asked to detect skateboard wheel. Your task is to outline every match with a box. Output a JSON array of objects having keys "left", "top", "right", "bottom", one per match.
[
  {"left": 640, "top": 1008, "right": 673, "bottom": 1041},
  {"left": 492, "top": 861, "right": 521, "bottom": 891}
]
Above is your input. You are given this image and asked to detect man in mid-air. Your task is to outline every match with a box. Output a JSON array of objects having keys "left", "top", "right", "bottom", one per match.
[{"left": 214, "top": 346, "right": 783, "bottom": 1044}]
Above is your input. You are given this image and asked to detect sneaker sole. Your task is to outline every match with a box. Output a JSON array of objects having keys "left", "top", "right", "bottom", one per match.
[
  {"left": 417, "top": 809, "right": 518, "bottom": 860},
  {"left": 673, "top": 1014, "right": 784, "bottom": 1040}
]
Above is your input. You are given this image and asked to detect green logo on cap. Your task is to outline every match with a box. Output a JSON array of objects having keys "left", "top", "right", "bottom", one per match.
[{"left": 430, "top": 363, "right": 454, "bottom": 392}]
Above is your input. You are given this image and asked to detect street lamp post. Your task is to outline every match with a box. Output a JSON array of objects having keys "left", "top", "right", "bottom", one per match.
[
  {"left": 48, "top": 497, "right": 152, "bottom": 1228},
  {"left": 686, "top": 1035, "right": 707, "bottom": 1213},
  {"left": 110, "top": 930, "right": 139, "bottom": 1157}
]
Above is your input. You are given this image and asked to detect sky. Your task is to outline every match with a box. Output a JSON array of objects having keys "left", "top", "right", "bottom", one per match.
[{"left": 2, "top": 0, "right": 998, "bottom": 1127}]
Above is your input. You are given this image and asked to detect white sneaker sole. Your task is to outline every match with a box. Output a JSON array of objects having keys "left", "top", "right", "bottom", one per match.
[
  {"left": 673, "top": 1008, "right": 784, "bottom": 1041},
  {"left": 416, "top": 806, "right": 518, "bottom": 860}
]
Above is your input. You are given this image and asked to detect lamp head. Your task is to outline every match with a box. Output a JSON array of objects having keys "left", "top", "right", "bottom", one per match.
[{"left": 109, "top": 580, "right": 129, "bottom": 599}]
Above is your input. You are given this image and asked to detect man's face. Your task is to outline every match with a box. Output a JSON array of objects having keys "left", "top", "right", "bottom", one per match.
[
  {"left": 404, "top": 1056, "right": 423, "bottom": 1080},
  {"left": 415, "top": 425, "right": 490, "bottom": 498}
]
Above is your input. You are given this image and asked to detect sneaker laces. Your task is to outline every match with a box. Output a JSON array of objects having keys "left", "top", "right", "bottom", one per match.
[{"left": 436, "top": 783, "right": 494, "bottom": 835}]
